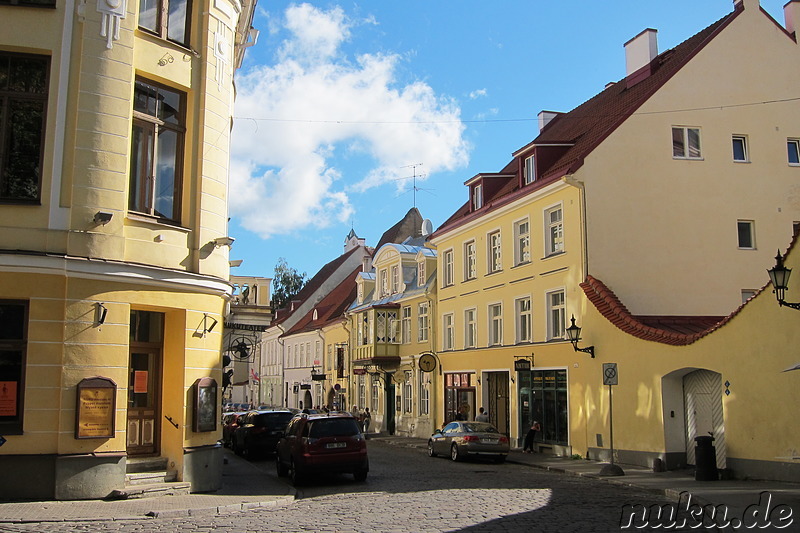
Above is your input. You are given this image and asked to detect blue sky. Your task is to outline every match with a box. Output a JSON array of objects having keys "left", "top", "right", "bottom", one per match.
[{"left": 229, "top": 0, "right": 789, "bottom": 280}]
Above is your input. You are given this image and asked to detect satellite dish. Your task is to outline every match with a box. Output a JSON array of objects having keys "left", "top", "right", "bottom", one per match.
[{"left": 421, "top": 219, "right": 433, "bottom": 236}]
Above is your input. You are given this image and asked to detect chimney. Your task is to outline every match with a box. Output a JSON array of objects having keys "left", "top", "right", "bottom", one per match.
[
  {"left": 538, "top": 111, "right": 559, "bottom": 132},
  {"left": 624, "top": 28, "right": 658, "bottom": 77},
  {"left": 785, "top": 0, "right": 800, "bottom": 35}
]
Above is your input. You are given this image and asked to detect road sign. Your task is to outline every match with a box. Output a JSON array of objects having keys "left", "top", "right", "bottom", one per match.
[{"left": 603, "top": 363, "right": 618, "bottom": 386}]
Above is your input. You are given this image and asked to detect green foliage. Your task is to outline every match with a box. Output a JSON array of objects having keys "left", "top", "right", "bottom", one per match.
[
  {"left": 570, "top": 453, "right": 583, "bottom": 460},
  {"left": 271, "top": 258, "right": 307, "bottom": 309}
]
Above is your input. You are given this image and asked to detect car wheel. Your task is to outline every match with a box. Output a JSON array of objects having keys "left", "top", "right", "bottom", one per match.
[
  {"left": 289, "top": 458, "right": 304, "bottom": 486},
  {"left": 276, "top": 454, "right": 288, "bottom": 477},
  {"left": 450, "top": 443, "right": 462, "bottom": 462},
  {"left": 427, "top": 440, "right": 436, "bottom": 458},
  {"left": 353, "top": 468, "right": 368, "bottom": 482},
  {"left": 494, "top": 455, "right": 506, "bottom": 464}
]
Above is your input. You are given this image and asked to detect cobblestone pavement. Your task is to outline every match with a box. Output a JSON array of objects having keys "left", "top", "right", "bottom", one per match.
[{"left": 0, "top": 442, "right": 702, "bottom": 532}]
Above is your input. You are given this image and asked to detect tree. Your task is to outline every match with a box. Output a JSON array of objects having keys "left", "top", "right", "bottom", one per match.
[{"left": 271, "top": 258, "right": 307, "bottom": 309}]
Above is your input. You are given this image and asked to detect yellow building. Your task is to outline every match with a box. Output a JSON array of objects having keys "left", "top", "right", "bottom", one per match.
[
  {"left": 431, "top": 0, "right": 800, "bottom": 471},
  {"left": 0, "top": 0, "right": 256, "bottom": 499}
]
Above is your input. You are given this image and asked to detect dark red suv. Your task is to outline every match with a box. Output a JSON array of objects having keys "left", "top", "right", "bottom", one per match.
[{"left": 275, "top": 413, "right": 368, "bottom": 485}]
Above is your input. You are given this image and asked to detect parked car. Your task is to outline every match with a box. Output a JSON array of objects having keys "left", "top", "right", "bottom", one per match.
[
  {"left": 428, "top": 421, "right": 509, "bottom": 463},
  {"left": 275, "top": 412, "right": 368, "bottom": 485},
  {"left": 221, "top": 411, "right": 248, "bottom": 448},
  {"left": 231, "top": 410, "right": 295, "bottom": 457}
]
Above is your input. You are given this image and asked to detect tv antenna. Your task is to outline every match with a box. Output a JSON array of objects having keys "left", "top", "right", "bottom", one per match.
[{"left": 395, "top": 163, "right": 433, "bottom": 208}]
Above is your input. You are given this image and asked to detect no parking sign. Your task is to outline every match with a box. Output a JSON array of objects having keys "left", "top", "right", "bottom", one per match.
[{"left": 603, "top": 363, "right": 618, "bottom": 386}]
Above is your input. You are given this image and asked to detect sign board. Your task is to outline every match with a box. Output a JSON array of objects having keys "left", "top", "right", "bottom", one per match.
[
  {"left": 75, "top": 377, "right": 116, "bottom": 439},
  {"left": 603, "top": 363, "right": 618, "bottom": 386},
  {"left": 192, "top": 377, "right": 218, "bottom": 432},
  {"left": 514, "top": 359, "right": 532, "bottom": 372},
  {"left": 300, "top": 384, "right": 311, "bottom": 390},
  {"left": 353, "top": 368, "right": 367, "bottom": 375},
  {"left": 311, "top": 373, "right": 326, "bottom": 381},
  {"left": 0, "top": 381, "right": 18, "bottom": 417}
]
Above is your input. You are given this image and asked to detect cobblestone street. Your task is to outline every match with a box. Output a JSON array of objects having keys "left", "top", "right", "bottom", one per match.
[{"left": 0, "top": 441, "right": 694, "bottom": 532}]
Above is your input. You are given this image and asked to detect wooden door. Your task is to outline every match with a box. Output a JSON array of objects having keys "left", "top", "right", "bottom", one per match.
[{"left": 127, "top": 349, "right": 160, "bottom": 455}]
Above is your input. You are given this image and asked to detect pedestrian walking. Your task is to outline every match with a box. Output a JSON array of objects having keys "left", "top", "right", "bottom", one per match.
[
  {"left": 476, "top": 407, "right": 489, "bottom": 422},
  {"left": 362, "top": 407, "right": 371, "bottom": 433},
  {"left": 523, "top": 420, "right": 541, "bottom": 453}
]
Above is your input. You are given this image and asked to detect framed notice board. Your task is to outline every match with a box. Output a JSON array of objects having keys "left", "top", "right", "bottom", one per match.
[
  {"left": 193, "top": 377, "right": 218, "bottom": 432},
  {"left": 75, "top": 377, "right": 117, "bottom": 439}
]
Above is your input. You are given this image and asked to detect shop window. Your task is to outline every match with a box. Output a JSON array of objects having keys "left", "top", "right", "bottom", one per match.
[{"left": 0, "top": 301, "right": 27, "bottom": 434}]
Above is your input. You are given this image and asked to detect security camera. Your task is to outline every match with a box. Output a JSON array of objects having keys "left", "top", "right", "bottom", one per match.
[
  {"left": 213, "top": 236, "right": 235, "bottom": 247},
  {"left": 94, "top": 212, "right": 113, "bottom": 225}
]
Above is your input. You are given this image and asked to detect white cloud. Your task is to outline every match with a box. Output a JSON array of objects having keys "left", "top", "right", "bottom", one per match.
[
  {"left": 231, "top": 3, "right": 470, "bottom": 239},
  {"left": 468, "top": 88, "right": 488, "bottom": 99}
]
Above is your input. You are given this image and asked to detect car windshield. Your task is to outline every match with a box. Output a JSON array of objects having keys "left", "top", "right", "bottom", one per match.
[
  {"left": 309, "top": 418, "right": 361, "bottom": 438},
  {"left": 462, "top": 423, "right": 498, "bottom": 433},
  {"left": 254, "top": 412, "right": 294, "bottom": 428}
]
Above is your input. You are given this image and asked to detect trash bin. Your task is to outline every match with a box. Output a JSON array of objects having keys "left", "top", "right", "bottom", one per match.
[{"left": 694, "top": 435, "right": 719, "bottom": 481}]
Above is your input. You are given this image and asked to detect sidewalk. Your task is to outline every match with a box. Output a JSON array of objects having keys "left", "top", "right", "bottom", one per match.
[
  {"left": 371, "top": 435, "right": 800, "bottom": 527},
  {"left": 0, "top": 449, "right": 295, "bottom": 523}
]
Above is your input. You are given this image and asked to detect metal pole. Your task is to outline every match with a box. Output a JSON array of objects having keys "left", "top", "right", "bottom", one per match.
[{"left": 609, "top": 383, "right": 614, "bottom": 466}]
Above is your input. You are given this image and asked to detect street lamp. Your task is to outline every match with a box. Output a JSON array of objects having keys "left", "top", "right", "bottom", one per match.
[
  {"left": 565, "top": 315, "right": 595, "bottom": 358},
  {"left": 767, "top": 250, "right": 800, "bottom": 310}
]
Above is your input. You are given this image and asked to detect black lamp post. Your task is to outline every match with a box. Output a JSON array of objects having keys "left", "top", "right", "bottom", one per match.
[
  {"left": 565, "top": 315, "right": 595, "bottom": 358},
  {"left": 767, "top": 250, "right": 800, "bottom": 310}
]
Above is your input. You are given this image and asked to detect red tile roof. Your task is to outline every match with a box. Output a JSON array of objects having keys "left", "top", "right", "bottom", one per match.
[{"left": 282, "top": 266, "right": 361, "bottom": 336}]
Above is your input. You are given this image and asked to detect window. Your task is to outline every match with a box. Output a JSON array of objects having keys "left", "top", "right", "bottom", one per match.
[
  {"left": 741, "top": 289, "right": 756, "bottom": 304},
  {"left": 379, "top": 269, "right": 388, "bottom": 297},
  {"left": 138, "top": 0, "right": 191, "bottom": 46},
  {"left": 417, "top": 260, "right": 426, "bottom": 287},
  {"left": 732, "top": 135, "right": 748, "bottom": 162},
  {"left": 404, "top": 373, "right": 412, "bottom": 413},
  {"left": 371, "top": 380, "right": 379, "bottom": 411},
  {"left": 672, "top": 126, "right": 702, "bottom": 159},
  {"left": 516, "top": 297, "right": 532, "bottom": 343},
  {"left": 417, "top": 302, "right": 429, "bottom": 342},
  {"left": 737, "top": 220, "right": 755, "bottom": 249},
  {"left": 514, "top": 219, "right": 531, "bottom": 265},
  {"left": 129, "top": 79, "right": 185, "bottom": 222},
  {"left": 401, "top": 306, "right": 411, "bottom": 344},
  {"left": 546, "top": 290, "right": 566, "bottom": 340},
  {"left": 488, "top": 303, "right": 502, "bottom": 346},
  {"left": 357, "top": 282, "right": 364, "bottom": 304},
  {"left": 524, "top": 155, "right": 535, "bottom": 185},
  {"left": 464, "top": 241, "right": 476, "bottom": 280},
  {"left": 391, "top": 265, "right": 400, "bottom": 293},
  {"left": 464, "top": 308, "right": 476, "bottom": 348},
  {"left": 442, "top": 313, "right": 454, "bottom": 351},
  {"left": 358, "top": 375, "right": 366, "bottom": 410},
  {"left": 472, "top": 183, "right": 483, "bottom": 210},
  {"left": 442, "top": 250, "right": 454, "bottom": 287},
  {"left": 0, "top": 53, "right": 48, "bottom": 203},
  {"left": 376, "top": 310, "right": 398, "bottom": 343},
  {"left": 419, "top": 375, "right": 430, "bottom": 415},
  {"left": 488, "top": 231, "right": 502, "bottom": 273},
  {"left": 0, "top": 301, "right": 27, "bottom": 434},
  {"left": 544, "top": 206, "right": 564, "bottom": 256},
  {"left": 788, "top": 139, "right": 800, "bottom": 165}
]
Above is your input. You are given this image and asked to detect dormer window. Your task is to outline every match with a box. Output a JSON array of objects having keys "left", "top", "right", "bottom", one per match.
[
  {"left": 380, "top": 269, "right": 389, "bottom": 297},
  {"left": 418, "top": 260, "right": 426, "bottom": 287},
  {"left": 357, "top": 282, "right": 364, "bottom": 304},
  {"left": 472, "top": 183, "right": 483, "bottom": 210},
  {"left": 524, "top": 155, "right": 536, "bottom": 185},
  {"left": 391, "top": 265, "right": 400, "bottom": 293}
]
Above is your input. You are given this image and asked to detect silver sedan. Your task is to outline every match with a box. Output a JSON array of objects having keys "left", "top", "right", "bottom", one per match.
[{"left": 428, "top": 421, "right": 509, "bottom": 463}]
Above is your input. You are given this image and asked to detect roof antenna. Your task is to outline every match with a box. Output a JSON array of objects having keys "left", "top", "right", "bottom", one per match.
[{"left": 397, "top": 163, "right": 428, "bottom": 208}]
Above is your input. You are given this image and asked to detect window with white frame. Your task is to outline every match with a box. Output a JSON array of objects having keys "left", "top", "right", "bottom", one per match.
[
  {"left": 418, "top": 260, "right": 426, "bottom": 286},
  {"left": 464, "top": 308, "right": 477, "bottom": 348},
  {"left": 419, "top": 374, "right": 430, "bottom": 415},
  {"left": 404, "top": 372, "right": 413, "bottom": 413},
  {"left": 401, "top": 306, "right": 411, "bottom": 343},
  {"left": 306, "top": 342, "right": 311, "bottom": 367},
  {"left": 473, "top": 183, "right": 483, "bottom": 210},
  {"left": 488, "top": 231, "right": 502, "bottom": 273},
  {"left": 514, "top": 219, "right": 530, "bottom": 265},
  {"left": 788, "top": 139, "right": 800, "bottom": 165},
  {"left": 737, "top": 220, "right": 755, "bottom": 249},
  {"left": 672, "top": 126, "right": 702, "bottom": 159},
  {"left": 371, "top": 380, "right": 379, "bottom": 411},
  {"left": 358, "top": 375, "right": 366, "bottom": 409},
  {"left": 488, "top": 303, "right": 502, "bottom": 346},
  {"left": 362, "top": 313, "right": 371, "bottom": 345},
  {"left": 732, "top": 135, "right": 748, "bottom": 162},
  {"left": 357, "top": 282, "right": 363, "bottom": 304},
  {"left": 524, "top": 154, "right": 535, "bottom": 185},
  {"left": 376, "top": 310, "right": 398, "bottom": 343},
  {"left": 546, "top": 290, "right": 566, "bottom": 340},
  {"left": 464, "top": 240, "right": 476, "bottom": 280},
  {"left": 516, "top": 296, "right": 532, "bottom": 343},
  {"left": 544, "top": 205, "right": 564, "bottom": 256},
  {"left": 299, "top": 343, "right": 304, "bottom": 367},
  {"left": 442, "top": 313, "right": 454, "bottom": 351},
  {"left": 418, "top": 302, "right": 429, "bottom": 342},
  {"left": 380, "top": 269, "right": 389, "bottom": 297},
  {"left": 391, "top": 265, "right": 400, "bottom": 293},
  {"left": 442, "top": 249, "right": 454, "bottom": 287}
]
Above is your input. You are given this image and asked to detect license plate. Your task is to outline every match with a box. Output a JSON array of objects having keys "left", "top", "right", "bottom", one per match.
[
  {"left": 326, "top": 442, "right": 346, "bottom": 449},
  {"left": 480, "top": 438, "right": 498, "bottom": 444}
]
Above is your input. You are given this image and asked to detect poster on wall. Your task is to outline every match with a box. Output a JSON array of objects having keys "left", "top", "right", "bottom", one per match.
[
  {"left": 0, "top": 381, "right": 17, "bottom": 417},
  {"left": 75, "top": 377, "right": 117, "bottom": 439},
  {"left": 193, "top": 377, "right": 217, "bottom": 432},
  {"left": 133, "top": 371, "right": 148, "bottom": 393}
]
